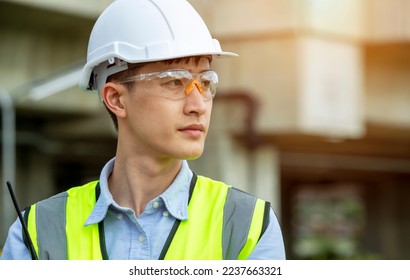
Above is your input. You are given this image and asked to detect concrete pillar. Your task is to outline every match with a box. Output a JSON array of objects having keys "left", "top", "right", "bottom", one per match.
[{"left": 252, "top": 146, "right": 281, "bottom": 219}]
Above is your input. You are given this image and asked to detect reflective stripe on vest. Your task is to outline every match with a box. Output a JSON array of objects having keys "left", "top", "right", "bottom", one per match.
[{"left": 25, "top": 175, "right": 270, "bottom": 259}]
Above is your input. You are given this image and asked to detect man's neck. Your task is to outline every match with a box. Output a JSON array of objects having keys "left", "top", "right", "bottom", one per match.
[{"left": 108, "top": 155, "right": 182, "bottom": 217}]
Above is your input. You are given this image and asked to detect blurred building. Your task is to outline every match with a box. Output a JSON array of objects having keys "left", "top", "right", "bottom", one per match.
[{"left": 0, "top": 0, "right": 409, "bottom": 259}]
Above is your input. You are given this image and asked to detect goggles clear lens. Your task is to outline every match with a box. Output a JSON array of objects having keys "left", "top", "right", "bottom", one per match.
[{"left": 119, "top": 69, "right": 218, "bottom": 100}]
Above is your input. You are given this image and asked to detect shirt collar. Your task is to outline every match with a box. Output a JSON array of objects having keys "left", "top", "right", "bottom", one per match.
[
  {"left": 159, "top": 160, "right": 192, "bottom": 220},
  {"left": 85, "top": 158, "right": 192, "bottom": 226}
]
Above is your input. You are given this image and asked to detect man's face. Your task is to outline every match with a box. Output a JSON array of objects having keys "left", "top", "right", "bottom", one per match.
[{"left": 119, "top": 56, "right": 213, "bottom": 161}]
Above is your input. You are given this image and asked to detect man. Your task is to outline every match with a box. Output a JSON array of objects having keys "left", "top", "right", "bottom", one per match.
[{"left": 1, "top": 0, "right": 285, "bottom": 260}]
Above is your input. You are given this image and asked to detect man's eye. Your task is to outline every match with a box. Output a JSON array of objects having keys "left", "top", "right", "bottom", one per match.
[
  {"left": 167, "top": 79, "right": 184, "bottom": 86},
  {"left": 201, "top": 80, "right": 211, "bottom": 89}
]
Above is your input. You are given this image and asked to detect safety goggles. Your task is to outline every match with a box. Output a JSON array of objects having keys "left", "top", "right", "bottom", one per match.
[{"left": 118, "top": 69, "right": 218, "bottom": 101}]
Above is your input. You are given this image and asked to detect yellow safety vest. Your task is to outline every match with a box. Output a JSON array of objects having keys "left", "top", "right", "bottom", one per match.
[{"left": 24, "top": 174, "right": 271, "bottom": 260}]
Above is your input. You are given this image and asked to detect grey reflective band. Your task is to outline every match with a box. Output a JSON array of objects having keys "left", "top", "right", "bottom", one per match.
[
  {"left": 223, "top": 187, "right": 258, "bottom": 259},
  {"left": 35, "top": 192, "right": 68, "bottom": 259}
]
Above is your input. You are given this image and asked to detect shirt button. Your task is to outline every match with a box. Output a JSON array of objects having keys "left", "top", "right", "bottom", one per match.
[
  {"left": 163, "top": 211, "right": 169, "bottom": 217},
  {"left": 153, "top": 201, "right": 160, "bottom": 209},
  {"left": 138, "top": 235, "right": 145, "bottom": 243},
  {"left": 117, "top": 214, "right": 123, "bottom": 220}
]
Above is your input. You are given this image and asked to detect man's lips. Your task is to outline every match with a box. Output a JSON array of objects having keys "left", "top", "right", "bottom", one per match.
[{"left": 178, "top": 124, "right": 205, "bottom": 137}]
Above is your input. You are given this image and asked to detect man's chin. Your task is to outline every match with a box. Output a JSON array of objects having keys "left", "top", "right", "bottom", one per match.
[{"left": 180, "top": 150, "right": 204, "bottom": 161}]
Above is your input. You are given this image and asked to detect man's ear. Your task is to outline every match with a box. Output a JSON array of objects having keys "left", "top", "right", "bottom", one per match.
[{"left": 101, "top": 82, "right": 127, "bottom": 119}]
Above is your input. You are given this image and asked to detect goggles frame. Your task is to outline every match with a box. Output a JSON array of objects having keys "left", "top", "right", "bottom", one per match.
[{"left": 118, "top": 69, "right": 218, "bottom": 100}]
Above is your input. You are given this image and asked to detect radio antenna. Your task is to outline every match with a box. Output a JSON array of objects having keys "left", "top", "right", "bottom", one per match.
[{"left": 6, "top": 181, "right": 38, "bottom": 260}]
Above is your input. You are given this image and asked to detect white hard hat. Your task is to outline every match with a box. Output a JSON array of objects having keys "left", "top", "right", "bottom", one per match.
[{"left": 79, "top": 0, "right": 237, "bottom": 93}]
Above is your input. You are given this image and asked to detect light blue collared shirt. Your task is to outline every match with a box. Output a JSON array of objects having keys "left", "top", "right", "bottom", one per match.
[{"left": 1, "top": 158, "right": 285, "bottom": 260}]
